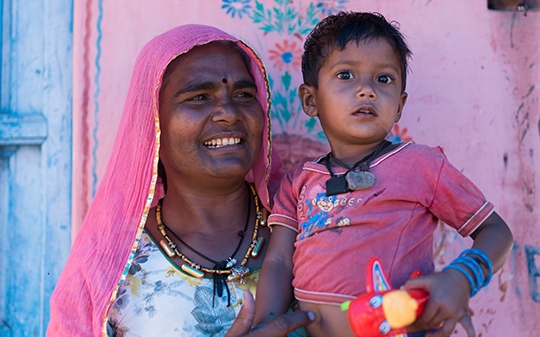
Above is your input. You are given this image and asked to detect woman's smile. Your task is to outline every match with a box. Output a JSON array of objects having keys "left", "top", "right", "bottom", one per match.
[
  {"left": 203, "top": 137, "right": 242, "bottom": 148},
  {"left": 158, "top": 42, "right": 264, "bottom": 181}
]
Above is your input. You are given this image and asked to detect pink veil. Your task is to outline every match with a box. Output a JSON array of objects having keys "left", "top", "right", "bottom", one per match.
[{"left": 48, "top": 24, "right": 283, "bottom": 336}]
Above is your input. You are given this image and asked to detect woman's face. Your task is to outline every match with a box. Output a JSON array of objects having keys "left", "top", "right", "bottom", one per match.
[{"left": 158, "top": 42, "right": 264, "bottom": 189}]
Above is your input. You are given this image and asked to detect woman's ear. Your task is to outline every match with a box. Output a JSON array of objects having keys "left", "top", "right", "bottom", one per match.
[
  {"left": 299, "top": 84, "right": 318, "bottom": 117},
  {"left": 395, "top": 92, "right": 408, "bottom": 122}
]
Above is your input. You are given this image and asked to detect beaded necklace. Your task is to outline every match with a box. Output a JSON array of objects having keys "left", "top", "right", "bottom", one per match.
[
  {"left": 160, "top": 194, "right": 250, "bottom": 273},
  {"left": 156, "top": 183, "right": 265, "bottom": 285}
]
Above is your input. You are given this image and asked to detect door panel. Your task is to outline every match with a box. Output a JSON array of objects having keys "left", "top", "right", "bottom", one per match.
[{"left": 0, "top": 0, "right": 72, "bottom": 336}]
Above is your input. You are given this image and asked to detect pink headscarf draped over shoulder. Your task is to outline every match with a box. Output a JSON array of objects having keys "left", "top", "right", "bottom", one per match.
[{"left": 47, "top": 24, "right": 283, "bottom": 336}]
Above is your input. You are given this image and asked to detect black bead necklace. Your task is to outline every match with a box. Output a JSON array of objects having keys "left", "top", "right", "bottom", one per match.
[
  {"left": 325, "top": 140, "right": 391, "bottom": 196},
  {"left": 156, "top": 183, "right": 258, "bottom": 306},
  {"left": 159, "top": 196, "right": 250, "bottom": 271}
]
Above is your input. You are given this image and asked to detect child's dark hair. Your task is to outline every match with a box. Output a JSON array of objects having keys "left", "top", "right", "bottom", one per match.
[{"left": 301, "top": 11, "right": 412, "bottom": 92}]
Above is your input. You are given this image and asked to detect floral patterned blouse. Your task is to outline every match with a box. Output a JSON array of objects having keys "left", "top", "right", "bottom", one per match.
[{"left": 107, "top": 230, "right": 261, "bottom": 337}]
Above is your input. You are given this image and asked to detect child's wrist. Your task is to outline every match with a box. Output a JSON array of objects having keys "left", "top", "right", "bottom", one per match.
[
  {"left": 442, "top": 248, "right": 493, "bottom": 297},
  {"left": 443, "top": 265, "right": 474, "bottom": 294}
]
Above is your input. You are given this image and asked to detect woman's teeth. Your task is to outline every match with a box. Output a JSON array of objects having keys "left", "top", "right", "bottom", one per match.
[{"left": 204, "top": 137, "right": 241, "bottom": 148}]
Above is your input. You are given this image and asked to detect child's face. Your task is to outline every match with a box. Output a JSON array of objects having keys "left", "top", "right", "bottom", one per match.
[{"left": 300, "top": 38, "right": 408, "bottom": 160}]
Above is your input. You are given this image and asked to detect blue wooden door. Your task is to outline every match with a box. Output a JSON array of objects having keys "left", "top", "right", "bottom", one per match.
[{"left": 0, "top": 0, "right": 73, "bottom": 336}]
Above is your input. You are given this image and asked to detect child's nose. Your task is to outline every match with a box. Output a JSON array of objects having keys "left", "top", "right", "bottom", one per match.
[{"left": 356, "top": 78, "right": 377, "bottom": 99}]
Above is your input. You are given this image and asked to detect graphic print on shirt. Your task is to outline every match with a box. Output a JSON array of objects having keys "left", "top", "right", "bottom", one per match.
[
  {"left": 299, "top": 191, "right": 336, "bottom": 239},
  {"left": 298, "top": 184, "right": 367, "bottom": 239}
]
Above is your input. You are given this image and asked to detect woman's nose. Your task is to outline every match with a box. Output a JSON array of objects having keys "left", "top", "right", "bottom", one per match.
[{"left": 211, "top": 97, "right": 242, "bottom": 124}]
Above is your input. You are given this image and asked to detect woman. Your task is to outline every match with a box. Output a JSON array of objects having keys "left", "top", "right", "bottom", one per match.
[{"left": 47, "top": 24, "right": 311, "bottom": 337}]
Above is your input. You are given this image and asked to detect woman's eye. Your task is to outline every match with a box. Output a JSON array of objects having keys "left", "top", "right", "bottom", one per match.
[
  {"left": 236, "top": 91, "right": 254, "bottom": 98},
  {"left": 189, "top": 94, "right": 206, "bottom": 101},
  {"left": 377, "top": 75, "right": 393, "bottom": 84},
  {"left": 235, "top": 91, "right": 258, "bottom": 103},
  {"left": 336, "top": 71, "right": 353, "bottom": 80}
]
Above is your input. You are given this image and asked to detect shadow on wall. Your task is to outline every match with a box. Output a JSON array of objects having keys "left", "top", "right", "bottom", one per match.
[{"left": 489, "top": 0, "right": 540, "bottom": 10}]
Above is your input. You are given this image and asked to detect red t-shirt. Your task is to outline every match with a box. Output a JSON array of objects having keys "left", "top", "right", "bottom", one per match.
[{"left": 269, "top": 142, "right": 494, "bottom": 304}]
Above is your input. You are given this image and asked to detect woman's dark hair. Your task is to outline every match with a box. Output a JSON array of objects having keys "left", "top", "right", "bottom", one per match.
[
  {"left": 301, "top": 11, "right": 412, "bottom": 92},
  {"left": 162, "top": 40, "right": 253, "bottom": 90}
]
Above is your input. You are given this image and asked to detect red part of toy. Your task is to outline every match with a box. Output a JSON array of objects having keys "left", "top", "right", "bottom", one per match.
[{"left": 342, "top": 258, "right": 430, "bottom": 337}]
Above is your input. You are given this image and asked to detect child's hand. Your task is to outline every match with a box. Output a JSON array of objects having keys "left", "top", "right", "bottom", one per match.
[{"left": 403, "top": 269, "right": 476, "bottom": 337}]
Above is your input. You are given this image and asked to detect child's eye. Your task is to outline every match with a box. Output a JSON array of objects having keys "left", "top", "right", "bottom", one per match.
[
  {"left": 377, "top": 75, "right": 393, "bottom": 84},
  {"left": 336, "top": 71, "right": 354, "bottom": 80}
]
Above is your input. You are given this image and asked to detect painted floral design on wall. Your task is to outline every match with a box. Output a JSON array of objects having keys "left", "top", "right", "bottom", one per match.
[
  {"left": 268, "top": 39, "right": 302, "bottom": 71},
  {"left": 387, "top": 124, "right": 413, "bottom": 143},
  {"left": 221, "top": 0, "right": 252, "bottom": 18},
  {"left": 316, "top": 0, "right": 348, "bottom": 15}
]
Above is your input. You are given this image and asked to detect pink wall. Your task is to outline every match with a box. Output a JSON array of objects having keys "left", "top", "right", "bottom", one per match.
[{"left": 72, "top": 1, "right": 540, "bottom": 335}]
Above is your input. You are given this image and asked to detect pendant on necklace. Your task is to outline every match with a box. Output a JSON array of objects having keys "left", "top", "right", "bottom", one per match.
[
  {"left": 346, "top": 170, "right": 376, "bottom": 190},
  {"left": 227, "top": 266, "right": 250, "bottom": 284},
  {"left": 181, "top": 263, "right": 204, "bottom": 278},
  {"left": 159, "top": 240, "right": 176, "bottom": 258},
  {"left": 259, "top": 208, "right": 268, "bottom": 226},
  {"left": 326, "top": 175, "right": 349, "bottom": 196},
  {"left": 225, "top": 257, "right": 237, "bottom": 269},
  {"left": 251, "top": 237, "right": 265, "bottom": 258}
]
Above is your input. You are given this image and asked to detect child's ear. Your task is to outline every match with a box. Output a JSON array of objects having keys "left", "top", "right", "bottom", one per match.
[
  {"left": 299, "top": 84, "right": 318, "bottom": 117},
  {"left": 395, "top": 92, "right": 408, "bottom": 122}
]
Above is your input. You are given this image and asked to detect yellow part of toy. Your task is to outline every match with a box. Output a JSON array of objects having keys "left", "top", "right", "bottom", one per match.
[{"left": 382, "top": 290, "right": 419, "bottom": 328}]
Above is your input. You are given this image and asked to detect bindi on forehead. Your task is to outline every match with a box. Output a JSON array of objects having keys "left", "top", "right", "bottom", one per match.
[{"left": 222, "top": 78, "right": 228, "bottom": 84}]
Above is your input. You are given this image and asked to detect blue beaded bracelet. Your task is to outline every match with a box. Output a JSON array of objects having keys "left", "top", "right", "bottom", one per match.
[
  {"left": 465, "top": 248, "right": 493, "bottom": 284},
  {"left": 460, "top": 255, "right": 485, "bottom": 287},
  {"left": 443, "top": 248, "right": 493, "bottom": 297},
  {"left": 443, "top": 263, "right": 478, "bottom": 296}
]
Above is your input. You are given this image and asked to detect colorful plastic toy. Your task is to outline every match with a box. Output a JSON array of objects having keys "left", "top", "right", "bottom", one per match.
[{"left": 341, "top": 258, "right": 430, "bottom": 337}]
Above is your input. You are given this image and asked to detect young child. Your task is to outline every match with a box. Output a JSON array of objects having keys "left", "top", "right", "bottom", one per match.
[{"left": 254, "top": 11, "right": 513, "bottom": 337}]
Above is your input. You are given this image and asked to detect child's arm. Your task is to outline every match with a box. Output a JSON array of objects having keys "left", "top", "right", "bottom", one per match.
[
  {"left": 404, "top": 211, "right": 513, "bottom": 337},
  {"left": 254, "top": 225, "right": 297, "bottom": 326}
]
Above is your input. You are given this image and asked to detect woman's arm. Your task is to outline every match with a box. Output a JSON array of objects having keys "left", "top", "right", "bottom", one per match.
[
  {"left": 226, "top": 290, "right": 314, "bottom": 337},
  {"left": 254, "top": 225, "right": 298, "bottom": 326},
  {"left": 47, "top": 275, "right": 94, "bottom": 336}
]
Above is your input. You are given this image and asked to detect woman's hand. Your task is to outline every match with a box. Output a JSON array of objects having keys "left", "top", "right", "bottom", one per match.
[
  {"left": 404, "top": 269, "right": 475, "bottom": 337},
  {"left": 226, "top": 291, "right": 314, "bottom": 337}
]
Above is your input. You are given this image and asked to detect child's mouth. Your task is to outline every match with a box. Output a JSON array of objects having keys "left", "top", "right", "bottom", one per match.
[{"left": 355, "top": 107, "right": 376, "bottom": 116}]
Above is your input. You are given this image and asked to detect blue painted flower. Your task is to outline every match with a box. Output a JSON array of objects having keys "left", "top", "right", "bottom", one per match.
[
  {"left": 268, "top": 39, "right": 302, "bottom": 71},
  {"left": 222, "top": 0, "right": 252, "bottom": 19},
  {"left": 316, "top": 0, "right": 348, "bottom": 16},
  {"left": 386, "top": 124, "right": 413, "bottom": 144}
]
